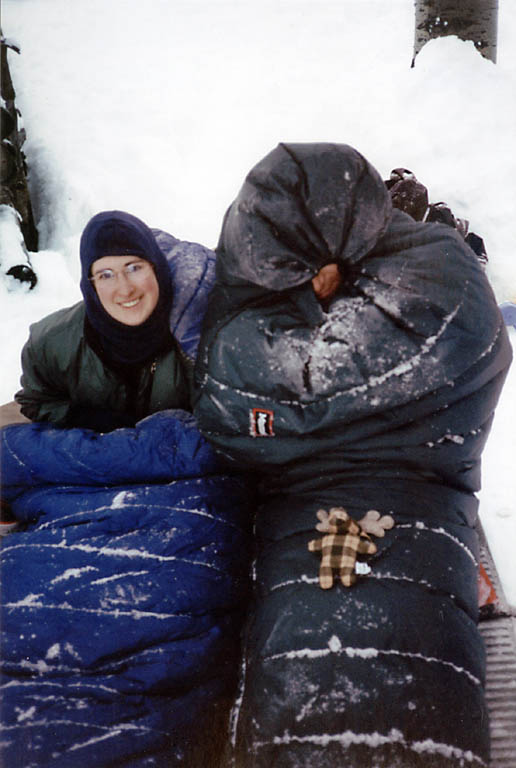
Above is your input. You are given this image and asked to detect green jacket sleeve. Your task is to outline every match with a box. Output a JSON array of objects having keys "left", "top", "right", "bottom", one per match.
[{"left": 15, "top": 332, "right": 73, "bottom": 425}]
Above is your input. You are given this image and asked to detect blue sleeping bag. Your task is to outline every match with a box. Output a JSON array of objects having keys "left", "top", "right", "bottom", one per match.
[{"left": 0, "top": 234, "right": 252, "bottom": 767}]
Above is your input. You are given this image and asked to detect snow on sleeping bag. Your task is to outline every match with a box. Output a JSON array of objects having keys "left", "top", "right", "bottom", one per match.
[
  {"left": 0, "top": 235, "right": 252, "bottom": 768},
  {"left": 193, "top": 144, "right": 513, "bottom": 767}
]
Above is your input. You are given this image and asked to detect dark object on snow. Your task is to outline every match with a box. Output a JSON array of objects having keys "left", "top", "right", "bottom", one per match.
[
  {"left": 389, "top": 177, "right": 428, "bottom": 221},
  {"left": 426, "top": 200, "right": 458, "bottom": 228},
  {"left": 477, "top": 523, "right": 516, "bottom": 768},
  {"left": 6, "top": 263, "right": 37, "bottom": 289},
  {"left": 0, "top": 135, "right": 17, "bottom": 183},
  {"left": 466, "top": 231, "right": 488, "bottom": 264},
  {"left": 0, "top": 242, "right": 252, "bottom": 768},
  {"left": 384, "top": 167, "right": 414, "bottom": 188},
  {"left": 412, "top": 0, "right": 499, "bottom": 67},
  {"left": 194, "top": 143, "right": 512, "bottom": 767},
  {"left": 386, "top": 168, "right": 489, "bottom": 265},
  {"left": 385, "top": 168, "right": 428, "bottom": 221},
  {"left": 0, "top": 31, "right": 38, "bottom": 253},
  {"left": 0, "top": 104, "right": 15, "bottom": 139}
]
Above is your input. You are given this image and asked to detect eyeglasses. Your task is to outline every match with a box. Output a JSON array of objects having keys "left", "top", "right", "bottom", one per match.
[{"left": 89, "top": 261, "right": 153, "bottom": 285}]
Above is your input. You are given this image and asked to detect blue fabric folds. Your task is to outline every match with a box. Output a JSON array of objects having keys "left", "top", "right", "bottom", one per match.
[
  {"left": 0, "top": 410, "right": 251, "bottom": 767},
  {"left": 1, "top": 226, "right": 247, "bottom": 767}
]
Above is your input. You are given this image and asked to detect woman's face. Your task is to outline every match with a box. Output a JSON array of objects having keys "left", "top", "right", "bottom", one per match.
[{"left": 90, "top": 255, "right": 159, "bottom": 326}]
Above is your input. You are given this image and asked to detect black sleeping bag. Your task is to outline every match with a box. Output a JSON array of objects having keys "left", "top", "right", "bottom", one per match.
[{"left": 193, "top": 143, "right": 512, "bottom": 767}]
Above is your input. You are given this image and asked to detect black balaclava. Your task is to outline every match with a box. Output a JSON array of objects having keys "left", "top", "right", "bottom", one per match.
[{"left": 79, "top": 210, "right": 174, "bottom": 367}]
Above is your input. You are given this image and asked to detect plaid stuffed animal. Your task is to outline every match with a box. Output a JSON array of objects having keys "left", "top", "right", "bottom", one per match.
[{"left": 308, "top": 507, "right": 381, "bottom": 589}]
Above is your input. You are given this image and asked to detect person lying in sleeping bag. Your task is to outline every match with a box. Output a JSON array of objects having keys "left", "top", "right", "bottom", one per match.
[
  {"left": 0, "top": 210, "right": 252, "bottom": 767},
  {"left": 14, "top": 209, "right": 210, "bottom": 432},
  {"left": 193, "top": 143, "right": 512, "bottom": 767}
]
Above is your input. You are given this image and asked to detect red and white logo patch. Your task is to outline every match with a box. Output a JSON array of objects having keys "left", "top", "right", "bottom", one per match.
[{"left": 249, "top": 408, "right": 275, "bottom": 437}]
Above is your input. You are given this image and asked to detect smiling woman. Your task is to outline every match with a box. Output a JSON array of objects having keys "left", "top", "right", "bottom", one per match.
[
  {"left": 90, "top": 256, "right": 159, "bottom": 325},
  {"left": 14, "top": 210, "right": 202, "bottom": 432}
]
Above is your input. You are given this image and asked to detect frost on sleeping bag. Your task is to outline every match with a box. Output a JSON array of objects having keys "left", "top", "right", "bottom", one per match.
[
  {"left": 0, "top": 235, "right": 252, "bottom": 768},
  {"left": 193, "top": 143, "right": 513, "bottom": 767}
]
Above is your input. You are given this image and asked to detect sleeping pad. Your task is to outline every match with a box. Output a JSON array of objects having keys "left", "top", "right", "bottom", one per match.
[
  {"left": 193, "top": 143, "right": 513, "bottom": 767},
  {"left": 0, "top": 232, "right": 252, "bottom": 767}
]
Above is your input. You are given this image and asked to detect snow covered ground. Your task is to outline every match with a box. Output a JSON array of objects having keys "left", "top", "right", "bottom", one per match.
[{"left": 1, "top": 0, "right": 515, "bottom": 606}]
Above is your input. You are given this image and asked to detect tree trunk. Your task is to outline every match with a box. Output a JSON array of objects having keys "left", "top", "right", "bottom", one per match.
[
  {"left": 412, "top": 0, "right": 498, "bottom": 66},
  {"left": 1, "top": 32, "right": 39, "bottom": 253}
]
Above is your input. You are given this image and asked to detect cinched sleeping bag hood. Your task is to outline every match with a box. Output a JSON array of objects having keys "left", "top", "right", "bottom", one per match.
[
  {"left": 194, "top": 143, "right": 512, "bottom": 767},
  {"left": 217, "top": 142, "right": 391, "bottom": 293},
  {"left": 195, "top": 142, "right": 510, "bottom": 487}
]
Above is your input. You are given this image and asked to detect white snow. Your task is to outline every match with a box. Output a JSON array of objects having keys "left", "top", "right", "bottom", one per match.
[
  {"left": 3, "top": 538, "right": 222, "bottom": 571},
  {"left": 50, "top": 566, "right": 97, "bottom": 584},
  {"left": 67, "top": 721, "right": 155, "bottom": 753},
  {"left": 266, "top": 642, "right": 481, "bottom": 686},
  {"left": 45, "top": 643, "right": 61, "bottom": 660},
  {"left": 7, "top": 592, "right": 43, "bottom": 608},
  {"left": 328, "top": 635, "right": 342, "bottom": 653},
  {"left": 261, "top": 727, "right": 485, "bottom": 764},
  {"left": 0, "top": 0, "right": 515, "bottom": 610},
  {"left": 15, "top": 705, "right": 36, "bottom": 723},
  {"left": 90, "top": 570, "right": 149, "bottom": 586},
  {"left": 110, "top": 491, "right": 135, "bottom": 509}
]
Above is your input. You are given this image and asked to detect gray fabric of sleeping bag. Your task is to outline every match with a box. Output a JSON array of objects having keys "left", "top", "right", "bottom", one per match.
[{"left": 194, "top": 143, "right": 512, "bottom": 767}]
